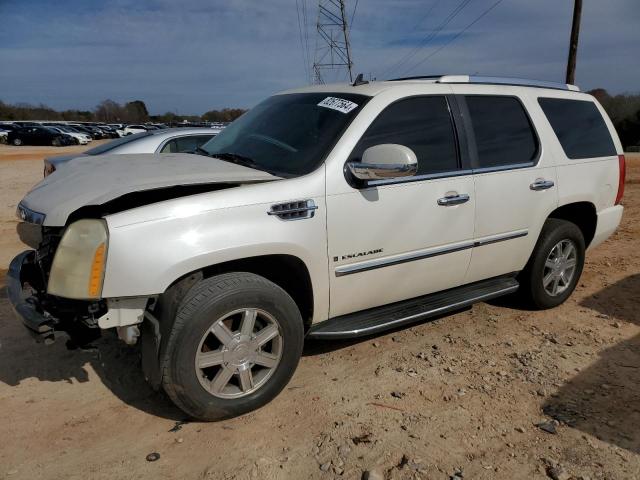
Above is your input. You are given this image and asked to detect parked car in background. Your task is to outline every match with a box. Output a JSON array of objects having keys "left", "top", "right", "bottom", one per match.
[
  {"left": 68, "top": 124, "right": 104, "bottom": 140},
  {"left": 45, "top": 126, "right": 91, "bottom": 145},
  {"left": 7, "top": 126, "right": 75, "bottom": 146},
  {"left": 43, "top": 127, "right": 222, "bottom": 176},
  {"left": 96, "top": 125, "right": 120, "bottom": 138},
  {"left": 0, "top": 124, "right": 18, "bottom": 143},
  {"left": 108, "top": 124, "right": 126, "bottom": 137},
  {"left": 122, "top": 125, "right": 148, "bottom": 135}
]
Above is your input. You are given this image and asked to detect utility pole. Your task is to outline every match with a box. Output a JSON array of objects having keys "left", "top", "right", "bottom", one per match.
[
  {"left": 313, "top": 0, "right": 354, "bottom": 84},
  {"left": 565, "top": 0, "right": 582, "bottom": 85}
]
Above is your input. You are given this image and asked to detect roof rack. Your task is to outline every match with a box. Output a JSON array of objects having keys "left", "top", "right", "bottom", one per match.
[{"left": 389, "top": 74, "right": 580, "bottom": 92}]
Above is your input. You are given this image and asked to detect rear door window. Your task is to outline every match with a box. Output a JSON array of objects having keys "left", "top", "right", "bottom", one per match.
[
  {"left": 465, "top": 96, "right": 538, "bottom": 169},
  {"left": 350, "top": 96, "right": 459, "bottom": 176},
  {"left": 538, "top": 98, "right": 616, "bottom": 159}
]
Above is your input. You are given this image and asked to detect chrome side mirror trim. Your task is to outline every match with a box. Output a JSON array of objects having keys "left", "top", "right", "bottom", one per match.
[
  {"left": 347, "top": 160, "right": 418, "bottom": 180},
  {"left": 347, "top": 144, "right": 418, "bottom": 181}
]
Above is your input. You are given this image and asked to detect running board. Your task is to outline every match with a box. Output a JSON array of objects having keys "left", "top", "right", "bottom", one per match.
[{"left": 307, "top": 275, "right": 519, "bottom": 339}]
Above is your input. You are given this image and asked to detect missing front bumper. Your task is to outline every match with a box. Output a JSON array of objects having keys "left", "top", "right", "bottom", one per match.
[
  {"left": 7, "top": 250, "right": 104, "bottom": 345},
  {"left": 7, "top": 250, "right": 57, "bottom": 343}
]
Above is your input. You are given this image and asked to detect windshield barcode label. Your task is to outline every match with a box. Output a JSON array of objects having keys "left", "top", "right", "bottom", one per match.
[{"left": 317, "top": 97, "right": 359, "bottom": 114}]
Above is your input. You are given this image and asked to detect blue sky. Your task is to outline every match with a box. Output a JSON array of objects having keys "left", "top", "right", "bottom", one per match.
[{"left": 0, "top": 0, "right": 637, "bottom": 115}]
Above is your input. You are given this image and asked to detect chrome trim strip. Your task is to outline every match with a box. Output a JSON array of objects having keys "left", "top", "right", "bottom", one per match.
[
  {"left": 471, "top": 162, "right": 535, "bottom": 174},
  {"left": 334, "top": 230, "right": 528, "bottom": 277},
  {"left": 367, "top": 169, "right": 473, "bottom": 187},
  {"left": 474, "top": 229, "right": 528, "bottom": 247},
  {"left": 335, "top": 241, "right": 474, "bottom": 277},
  {"left": 313, "top": 284, "right": 520, "bottom": 337}
]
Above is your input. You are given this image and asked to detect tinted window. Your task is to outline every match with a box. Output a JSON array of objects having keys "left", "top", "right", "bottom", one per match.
[
  {"left": 466, "top": 96, "right": 538, "bottom": 168},
  {"left": 538, "top": 98, "right": 616, "bottom": 159},
  {"left": 160, "top": 140, "right": 177, "bottom": 153},
  {"left": 350, "top": 96, "right": 458, "bottom": 175},
  {"left": 160, "top": 135, "right": 215, "bottom": 153},
  {"left": 201, "top": 92, "right": 368, "bottom": 177}
]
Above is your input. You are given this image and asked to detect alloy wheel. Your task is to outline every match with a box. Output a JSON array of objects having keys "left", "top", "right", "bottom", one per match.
[
  {"left": 542, "top": 239, "right": 578, "bottom": 296},
  {"left": 194, "top": 308, "right": 283, "bottom": 399}
]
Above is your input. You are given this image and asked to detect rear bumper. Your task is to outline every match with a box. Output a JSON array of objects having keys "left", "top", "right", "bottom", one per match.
[
  {"left": 590, "top": 205, "right": 624, "bottom": 250},
  {"left": 7, "top": 250, "right": 57, "bottom": 342}
]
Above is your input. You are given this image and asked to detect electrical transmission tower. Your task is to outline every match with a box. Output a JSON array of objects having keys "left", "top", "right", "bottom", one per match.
[{"left": 312, "top": 0, "right": 354, "bottom": 84}]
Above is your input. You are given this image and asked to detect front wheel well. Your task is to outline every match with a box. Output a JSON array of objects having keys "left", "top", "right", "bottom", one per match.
[
  {"left": 547, "top": 202, "right": 597, "bottom": 248},
  {"left": 170, "top": 255, "right": 314, "bottom": 332}
]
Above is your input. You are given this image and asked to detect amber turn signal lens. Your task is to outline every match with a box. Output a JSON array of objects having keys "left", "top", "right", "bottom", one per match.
[{"left": 88, "top": 242, "right": 107, "bottom": 297}]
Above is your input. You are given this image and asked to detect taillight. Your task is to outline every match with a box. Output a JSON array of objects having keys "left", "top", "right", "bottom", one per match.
[{"left": 615, "top": 154, "right": 626, "bottom": 205}]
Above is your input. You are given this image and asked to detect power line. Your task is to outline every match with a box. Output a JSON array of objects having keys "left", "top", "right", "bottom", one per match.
[
  {"left": 404, "top": 0, "right": 506, "bottom": 74},
  {"left": 380, "top": 0, "right": 475, "bottom": 79},
  {"left": 350, "top": 0, "right": 360, "bottom": 29},
  {"left": 378, "top": 0, "right": 443, "bottom": 77},
  {"left": 295, "top": 0, "right": 309, "bottom": 81},
  {"left": 302, "top": 0, "right": 312, "bottom": 82}
]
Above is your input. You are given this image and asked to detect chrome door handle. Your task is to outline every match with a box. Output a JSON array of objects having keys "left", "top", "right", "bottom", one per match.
[
  {"left": 437, "top": 193, "right": 470, "bottom": 206},
  {"left": 530, "top": 179, "right": 555, "bottom": 191}
]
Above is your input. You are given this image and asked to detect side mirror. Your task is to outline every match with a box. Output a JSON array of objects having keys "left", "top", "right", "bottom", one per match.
[{"left": 347, "top": 144, "right": 418, "bottom": 181}]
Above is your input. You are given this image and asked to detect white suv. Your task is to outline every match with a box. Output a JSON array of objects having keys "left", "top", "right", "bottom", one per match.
[{"left": 8, "top": 75, "right": 625, "bottom": 420}]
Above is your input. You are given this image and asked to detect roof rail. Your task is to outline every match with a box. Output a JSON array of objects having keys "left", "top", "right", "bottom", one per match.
[{"left": 389, "top": 74, "right": 580, "bottom": 92}]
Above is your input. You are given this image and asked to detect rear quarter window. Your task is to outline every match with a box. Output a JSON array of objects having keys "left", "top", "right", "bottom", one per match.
[{"left": 538, "top": 98, "right": 616, "bottom": 159}]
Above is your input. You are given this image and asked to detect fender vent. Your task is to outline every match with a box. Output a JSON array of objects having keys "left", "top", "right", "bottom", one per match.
[{"left": 268, "top": 199, "right": 317, "bottom": 221}]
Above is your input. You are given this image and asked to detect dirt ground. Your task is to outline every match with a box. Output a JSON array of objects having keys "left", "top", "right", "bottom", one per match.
[{"left": 0, "top": 145, "right": 639, "bottom": 480}]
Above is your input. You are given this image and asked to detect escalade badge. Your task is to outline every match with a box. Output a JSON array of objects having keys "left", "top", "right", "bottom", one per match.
[{"left": 333, "top": 249, "right": 383, "bottom": 262}]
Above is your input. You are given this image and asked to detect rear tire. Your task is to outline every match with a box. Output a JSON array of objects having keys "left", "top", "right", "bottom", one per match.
[
  {"left": 519, "top": 218, "right": 585, "bottom": 309},
  {"left": 12, "top": 138, "right": 22, "bottom": 146},
  {"left": 161, "top": 272, "right": 304, "bottom": 421}
]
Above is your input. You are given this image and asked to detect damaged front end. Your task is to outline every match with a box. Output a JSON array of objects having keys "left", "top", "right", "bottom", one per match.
[
  {"left": 10, "top": 222, "right": 151, "bottom": 346},
  {"left": 8, "top": 248, "right": 107, "bottom": 345}
]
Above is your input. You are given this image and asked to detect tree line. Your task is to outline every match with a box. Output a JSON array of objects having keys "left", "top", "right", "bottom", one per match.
[
  {"left": 0, "top": 99, "right": 246, "bottom": 124},
  {"left": 588, "top": 89, "right": 640, "bottom": 149},
  {"left": 1, "top": 92, "right": 639, "bottom": 147}
]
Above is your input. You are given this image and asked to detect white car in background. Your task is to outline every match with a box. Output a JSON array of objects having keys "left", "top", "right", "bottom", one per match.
[
  {"left": 46, "top": 126, "right": 92, "bottom": 145},
  {"left": 122, "top": 125, "right": 148, "bottom": 136},
  {"left": 43, "top": 127, "right": 222, "bottom": 176}
]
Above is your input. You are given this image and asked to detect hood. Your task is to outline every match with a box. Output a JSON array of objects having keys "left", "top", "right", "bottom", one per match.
[{"left": 21, "top": 153, "right": 280, "bottom": 226}]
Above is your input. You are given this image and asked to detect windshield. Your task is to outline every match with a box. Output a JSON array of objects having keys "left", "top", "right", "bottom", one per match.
[
  {"left": 199, "top": 92, "right": 369, "bottom": 177},
  {"left": 84, "top": 131, "right": 153, "bottom": 155}
]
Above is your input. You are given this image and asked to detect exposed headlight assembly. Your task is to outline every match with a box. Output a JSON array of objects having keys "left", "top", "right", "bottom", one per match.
[{"left": 48, "top": 219, "right": 108, "bottom": 299}]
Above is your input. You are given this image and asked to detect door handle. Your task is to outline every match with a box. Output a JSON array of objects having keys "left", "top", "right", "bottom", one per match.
[
  {"left": 530, "top": 178, "right": 555, "bottom": 191},
  {"left": 437, "top": 193, "right": 470, "bottom": 206}
]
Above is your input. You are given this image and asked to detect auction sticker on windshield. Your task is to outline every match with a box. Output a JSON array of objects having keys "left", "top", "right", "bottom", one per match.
[{"left": 317, "top": 97, "right": 359, "bottom": 114}]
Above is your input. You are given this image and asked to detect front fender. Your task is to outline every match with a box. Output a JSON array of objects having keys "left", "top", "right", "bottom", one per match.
[{"left": 102, "top": 196, "right": 329, "bottom": 323}]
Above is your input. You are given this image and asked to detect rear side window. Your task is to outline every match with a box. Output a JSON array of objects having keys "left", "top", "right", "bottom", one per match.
[
  {"left": 160, "top": 135, "right": 215, "bottom": 153},
  {"left": 538, "top": 98, "right": 616, "bottom": 159},
  {"left": 465, "top": 96, "right": 538, "bottom": 169},
  {"left": 350, "top": 96, "right": 459, "bottom": 176}
]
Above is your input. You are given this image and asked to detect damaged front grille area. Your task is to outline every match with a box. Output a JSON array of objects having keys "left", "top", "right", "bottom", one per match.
[{"left": 14, "top": 227, "right": 108, "bottom": 345}]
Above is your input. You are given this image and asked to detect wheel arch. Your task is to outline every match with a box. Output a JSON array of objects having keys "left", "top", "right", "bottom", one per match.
[
  {"left": 141, "top": 254, "right": 315, "bottom": 391},
  {"left": 547, "top": 201, "right": 597, "bottom": 248},
  {"left": 165, "top": 254, "right": 314, "bottom": 332}
]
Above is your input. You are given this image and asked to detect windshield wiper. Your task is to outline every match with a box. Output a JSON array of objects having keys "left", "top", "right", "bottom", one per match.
[
  {"left": 211, "top": 152, "right": 266, "bottom": 171},
  {"left": 206, "top": 151, "right": 285, "bottom": 177},
  {"left": 195, "top": 146, "right": 209, "bottom": 156}
]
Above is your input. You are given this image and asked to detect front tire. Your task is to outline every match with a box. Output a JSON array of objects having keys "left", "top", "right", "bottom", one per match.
[
  {"left": 519, "top": 218, "right": 585, "bottom": 309},
  {"left": 162, "top": 272, "right": 304, "bottom": 421},
  {"left": 12, "top": 138, "right": 22, "bottom": 146}
]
